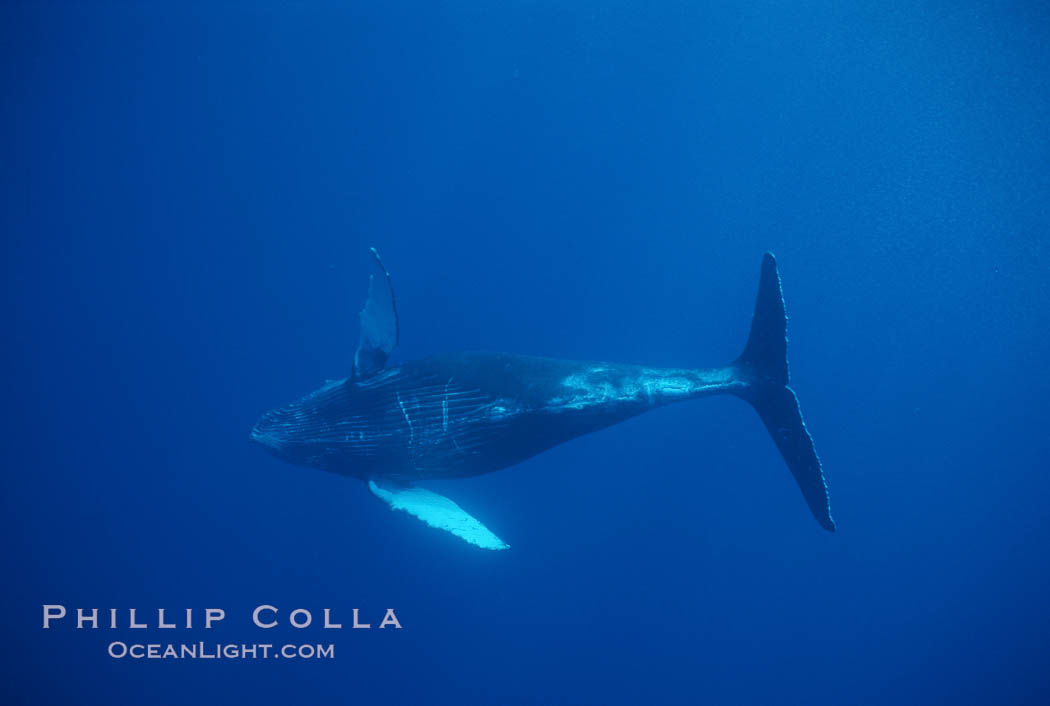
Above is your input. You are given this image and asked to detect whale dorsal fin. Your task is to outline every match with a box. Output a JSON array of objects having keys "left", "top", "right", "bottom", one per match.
[
  {"left": 368, "top": 480, "right": 509, "bottom": 550},
  {"left": 353, "top": 248, "right": 399, "bottom": 379}
]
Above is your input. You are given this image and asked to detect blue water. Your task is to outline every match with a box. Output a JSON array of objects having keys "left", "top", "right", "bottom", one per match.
[{"left": 5, "top": 3, "right": 1049, "bottom": 704}]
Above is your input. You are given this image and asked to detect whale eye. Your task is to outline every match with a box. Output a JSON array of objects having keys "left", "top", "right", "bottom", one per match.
[{"left": 487, "top": 404, "right": 516, "bottom": 421}]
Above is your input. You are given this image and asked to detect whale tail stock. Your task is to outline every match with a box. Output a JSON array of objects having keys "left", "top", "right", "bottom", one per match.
[{"left": 731, "top": 253, "right": 835, "bottom": 532}]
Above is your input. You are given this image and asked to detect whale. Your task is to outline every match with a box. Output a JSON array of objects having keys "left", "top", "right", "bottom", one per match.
[{"left": 251, "top": 249, "right": 834, "bottom": 549}]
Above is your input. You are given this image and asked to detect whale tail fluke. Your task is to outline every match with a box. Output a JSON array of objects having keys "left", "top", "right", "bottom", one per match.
[{"left": 733, "top": 253, "right": 835, "bottom": 532}]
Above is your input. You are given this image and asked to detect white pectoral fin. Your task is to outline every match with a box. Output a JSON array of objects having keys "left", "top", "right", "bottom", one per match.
[{"left": 368, "top": 481, "right": 509, "bottom": 551}]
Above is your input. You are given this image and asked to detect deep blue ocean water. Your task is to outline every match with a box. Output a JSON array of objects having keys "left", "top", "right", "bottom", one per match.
[{"left": 4, "top": 2, "right": 1050, "bottom": 704}]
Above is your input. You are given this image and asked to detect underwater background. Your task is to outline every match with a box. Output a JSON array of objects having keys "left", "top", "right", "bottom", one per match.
[{"left": 4, "top": 2, "right": 1049, "bottom": 704}]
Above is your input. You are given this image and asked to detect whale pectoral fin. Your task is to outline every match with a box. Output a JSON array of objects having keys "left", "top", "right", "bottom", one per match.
[
  {"left": 368, "top": 480, "right": 509, "bottom": 551},
  {"left": 353, "top": 248, "right": 399, "bottom": 380}
]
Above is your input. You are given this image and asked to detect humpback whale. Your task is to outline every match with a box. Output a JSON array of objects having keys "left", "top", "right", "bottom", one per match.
[{"left": 252, "top": 250, "right": 834, "bottom": 549}]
